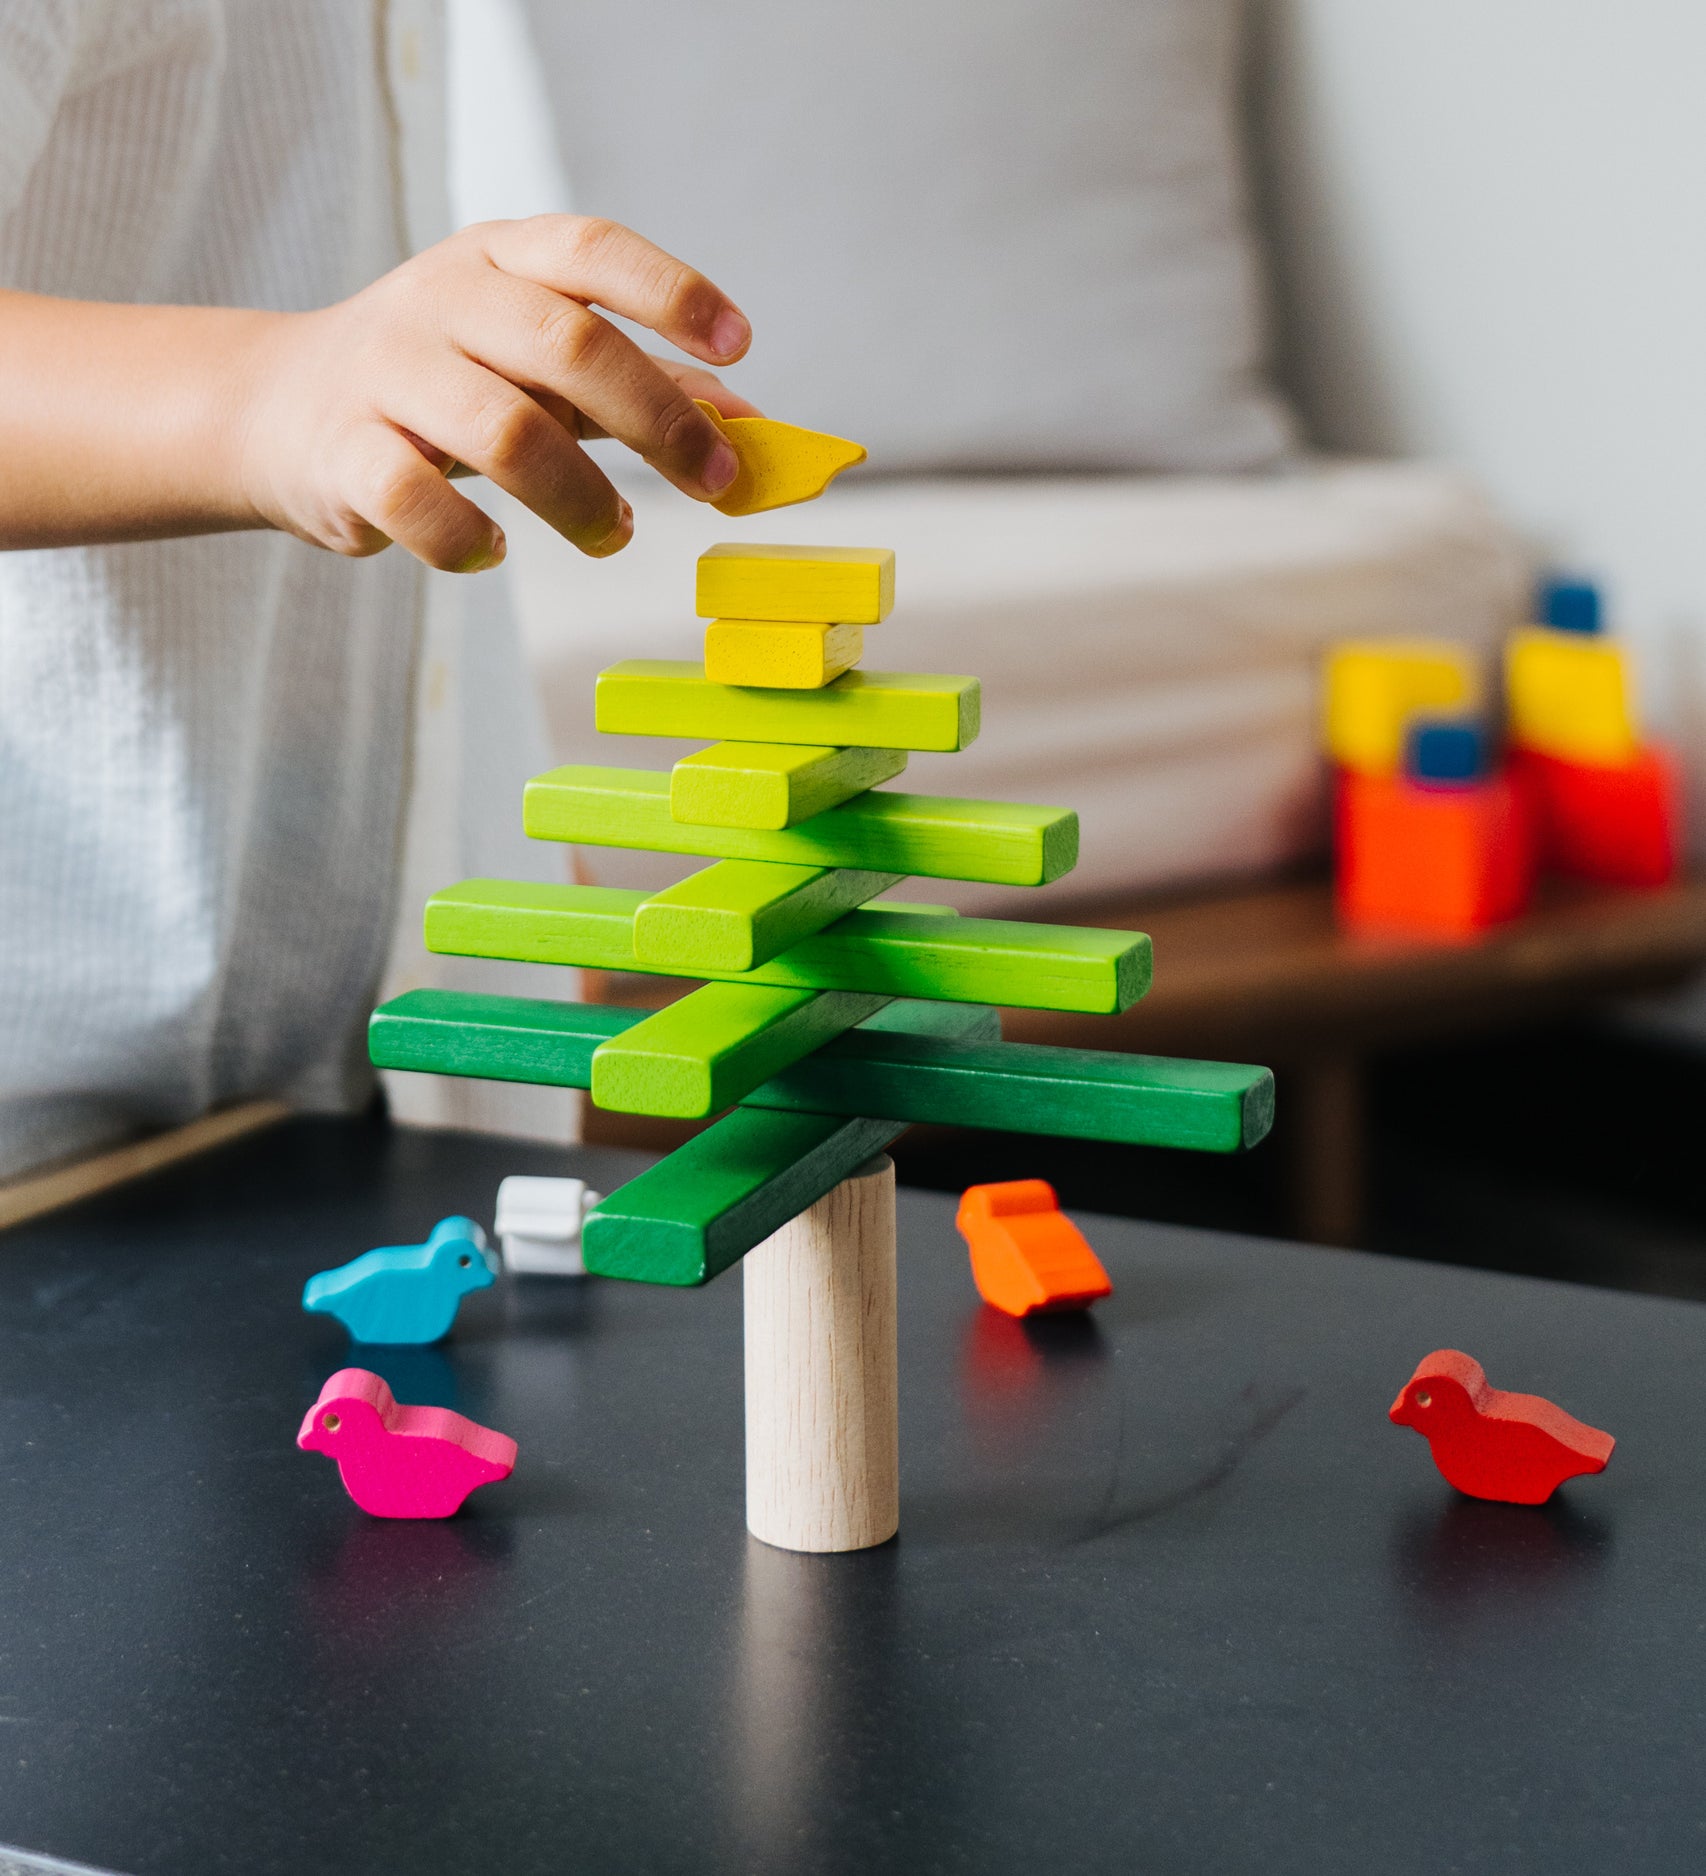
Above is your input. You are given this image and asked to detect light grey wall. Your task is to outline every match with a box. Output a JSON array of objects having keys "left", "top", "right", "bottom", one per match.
[{"left": 1250, "top": 0, "right": 1706, "bottom": 784}]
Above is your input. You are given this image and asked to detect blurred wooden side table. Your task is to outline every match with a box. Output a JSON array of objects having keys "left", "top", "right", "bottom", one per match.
[
  {"left": 585, "top": 874, "right": 1706, "bottom": 1248},
  {"left": 1004, "top": 872, "right": 1706, "bottom": 1245}
]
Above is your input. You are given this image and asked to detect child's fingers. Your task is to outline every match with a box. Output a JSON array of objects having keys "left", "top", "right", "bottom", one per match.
[
  {"left": 477, "top": 216, "right": 751, "bottom": 367},
  {"left": 443, "top": 275, "right": 736, "bottom": 501},
  {"left": 576, "top": 361, "right": 765, "bottom": 436},
  {"left": 386, "top": 358, "right": 633, "bottom": 558},
  {"left": 351, "top": 428, "right": 507, "bottom": 572}
]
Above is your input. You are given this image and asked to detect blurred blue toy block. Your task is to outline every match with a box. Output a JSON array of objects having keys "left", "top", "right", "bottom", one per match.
[
  {"left": 1406, "top": 718, "right": 1488, "bottom": 786},
  {"left": 302, "top": 1216, "right": 498, "bottom": 1345},
  {"left": 1537, "top": 575, "right": 1603, "bottom": 636}
]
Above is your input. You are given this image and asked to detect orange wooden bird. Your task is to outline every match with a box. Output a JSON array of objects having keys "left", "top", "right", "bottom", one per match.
[
  {"left": 955, "top": 1180, "right": 1112, "bottom": 1317},
  {"left": 1388, "top": 1348, "right": 1614, "bottom": 1504}
]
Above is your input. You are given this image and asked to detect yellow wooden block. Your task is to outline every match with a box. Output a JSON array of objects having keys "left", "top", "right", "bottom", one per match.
[
  {"left": 1323, "top": 641, "right": 1481, "bottom": 775},
  {"left": 1506, "top": 626, "right": 1638, "bottom": 764},
  {"left": 696, "top": 544, "right": 895, "bottom": 625},
  {"left": 703, "top": 619, "right": 864, "bottom": 689},
  {"left": 694, "top": 401, "right": 867, "bottom": 517}
]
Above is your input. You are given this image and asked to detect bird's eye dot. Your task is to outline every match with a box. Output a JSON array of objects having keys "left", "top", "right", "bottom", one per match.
[
  {"left": 459, "top": 1253, "right": 472, "bottom": 1267},
  {"left": 1415, "top": 1391, "right": 1431, "bottom": 1409},
  {"left": 323, "top": 1412, "right": 341, "bottom": 1431}
]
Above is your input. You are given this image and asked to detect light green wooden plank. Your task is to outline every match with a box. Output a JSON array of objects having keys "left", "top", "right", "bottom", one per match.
[
  {"left": 368, "top": 989, "right": 1274, "bottom": 1153},
  {"left": 632, "top": 859, "right": 901, "bottom": 973},
  {"left": 595, "top": 662, "right": 980, "bottom": 753},
  {"left": 670, "top": 741, "right": 908, "bottom": 831},
  {"left": 588, "top": 980, "right": 889, "bottom": 1118},
  {"left": 425, "top": 881, "right": 1151, "bottom": 1014},
  {"left": 695, "top": 542, "right": 895, "bottom": 624},
  {"left": 523, "top": 766, "right": 1077, "bottom": 887},
  {"left": 583, "top": 998, "right": 993, "bottom": 1287}
]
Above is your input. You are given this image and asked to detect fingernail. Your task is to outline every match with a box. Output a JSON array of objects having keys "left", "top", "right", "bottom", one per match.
[
  {"left": 703, "top": 442, "right": 739, "bottom": 495},
  {"left": 585, "top": 499, "right": 633, "bottom": 558},
  {"left": 459, "top": 529, "right": 506, "bottom": 573},
  {"left": 710, "top": 308, "right": 750, "bottom": 359}
]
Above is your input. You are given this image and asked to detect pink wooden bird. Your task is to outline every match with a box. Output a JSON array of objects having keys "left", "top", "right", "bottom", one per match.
[
  {"left": 1388, "top": 1348, "right": 1614, "bottom": 1505},
  {"left": 297, "top": 1368, "right": 517, "bottom": 1518}
]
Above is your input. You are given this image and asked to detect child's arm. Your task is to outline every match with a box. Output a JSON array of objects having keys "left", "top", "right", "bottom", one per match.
[{"left": 0, "top": 215, "right": 757, "bottom": 567}]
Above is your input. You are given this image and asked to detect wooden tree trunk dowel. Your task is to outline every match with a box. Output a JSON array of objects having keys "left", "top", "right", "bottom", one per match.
[{"left": 743, "top": 1154, "right": 899, "bottom": 1552}]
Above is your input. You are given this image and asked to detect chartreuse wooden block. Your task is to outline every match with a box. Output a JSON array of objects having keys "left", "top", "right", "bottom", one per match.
[
  {"left": 703, "top": 619, "right": 864, "bottom": 689},
  {"left": 582, "top": 999, "right": 995, "bottom": 1286},
  {"left": 524, "top": 767, "right": 1076, "bottom": 885},
  {"left": 425, "top": 881, "right": 1150, "bottom": 1014},
  {"left": 696, "top": 543, "right": 894, "bottom": 624},
  {"left": 692, "top": 402, "right": 867, "bottom": 518},
  {"left": 597, "top": 662, "right": 977, "bottom": 753},
  {"left": 589, "top": 981, "right": 889, "bottom": 1118},
  {"left": 632, "top": 860, "right": 901, "bottom": 973},
  {"left": 1506, "top": 626, "right": 1639, "bottom": 764},
  {"left": 368, "top": 989, "right": 1273, "bottom": 1153},
  {"left": 670, "top": 742, "right": 907, "bottom": 831},
  {"left": 1324, "top": 641, "right": 1481, "bottom": 776}
]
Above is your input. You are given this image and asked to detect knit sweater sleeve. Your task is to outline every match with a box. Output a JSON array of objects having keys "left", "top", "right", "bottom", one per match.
[{"left": 0, "top": 0, "right": 84, "bottom": 218}]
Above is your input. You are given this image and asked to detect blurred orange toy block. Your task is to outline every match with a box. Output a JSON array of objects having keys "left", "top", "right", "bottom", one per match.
[
  {"left": 1335, "top": 768, "right": 1535, "bottom": 937},
  {"left": 1511, "top": 745, "right": 1681, "bottom": 888},
  {"left": 955, "top": 1179, "right": 1112, "bottom": 1318}
]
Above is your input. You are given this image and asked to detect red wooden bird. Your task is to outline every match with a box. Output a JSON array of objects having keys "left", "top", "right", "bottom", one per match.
[{"left": 1388, "top": 1348, "right": 1614, "bottom": 1504}]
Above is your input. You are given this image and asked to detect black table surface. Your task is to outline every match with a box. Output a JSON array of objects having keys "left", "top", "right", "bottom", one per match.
[{"left": 0, "top": 1114, "right": 1702, "bottom": 1876}]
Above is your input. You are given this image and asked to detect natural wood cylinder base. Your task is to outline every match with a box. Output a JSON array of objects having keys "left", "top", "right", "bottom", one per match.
[{"left": 743, "top": 1155, "right": 899, "bottom": 1553}]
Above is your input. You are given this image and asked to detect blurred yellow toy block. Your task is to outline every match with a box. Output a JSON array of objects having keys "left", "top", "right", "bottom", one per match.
[
  {"left": 704, "top": 619, "right": 864, "bottom": 689},
  {"left": 1323, "top": 641, "right": 1482, "bottom": 775},
  {"left": 693, "top": 402, "right": 867, "bottom": 517},
  {"left": 1506, "top": 626, "right": 1639, "bottom": 765},
  {"left": 696, "top": 544, "right": 895, "bottom": 625}
]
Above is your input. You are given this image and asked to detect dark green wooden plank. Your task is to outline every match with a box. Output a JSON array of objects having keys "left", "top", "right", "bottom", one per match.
[
  {"left": 580, "top": 998, "right": 999, "bottom": 1286},
  {"left": 369, "top": 989, "right": 1272, "bottom": 1152},
  {"left": 581, "top": 1107, "right": 905, "bottom": 1287}
]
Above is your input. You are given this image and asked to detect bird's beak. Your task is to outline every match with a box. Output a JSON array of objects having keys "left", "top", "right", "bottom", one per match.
[
  {"left": 297, "top": 1402, "right": 328, "bottom": 1451},
  {"left": 1388, "top": 1388, "right": 1413, "bottom": 1426}
]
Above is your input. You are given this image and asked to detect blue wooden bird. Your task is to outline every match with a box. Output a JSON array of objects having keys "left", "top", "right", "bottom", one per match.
[{"left": 302, "top": 1217, "right": 498, "bottom": 1345}]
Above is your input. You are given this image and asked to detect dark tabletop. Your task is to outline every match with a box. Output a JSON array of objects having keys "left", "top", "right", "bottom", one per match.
[{"left": 0, "top": 1113, "right": 1700, "bottom": 1876}]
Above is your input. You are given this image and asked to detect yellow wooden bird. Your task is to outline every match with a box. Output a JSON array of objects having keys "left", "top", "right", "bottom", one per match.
[{"left": 694, "top": 400, "right": 866, "bottom": 517}]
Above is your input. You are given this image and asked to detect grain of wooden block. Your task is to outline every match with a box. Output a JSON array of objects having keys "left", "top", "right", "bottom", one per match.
[
  {"left": 670, "top": 741, "right": 907, "bottom": 831},
  {"left": 744, "top": 1155, "right": 899, "bottom": 1553},
  {"left": 524, "top": 767, "right": 1077, "bottom": 886},
  {"left": 587, "top": 980, "right": 889, "bottom": 1117},
  {"left": 632, "top": 859, "right": 901, "bottom": 973},
  {"left": 596, "top": 662, "right": 977, "bottom": 753},
  {"left": 702, "top": 618, "right": 864, "bottom": 689},
  {"left": 696, "top": 543, "right": 894, "bottom": 623}
]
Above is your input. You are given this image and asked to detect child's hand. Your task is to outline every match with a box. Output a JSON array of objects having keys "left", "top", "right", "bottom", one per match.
[{"left": 235, "top": 216, "right": 758, "bottom": 570}]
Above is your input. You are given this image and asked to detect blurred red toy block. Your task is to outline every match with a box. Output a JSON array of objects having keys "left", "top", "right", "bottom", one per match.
[
  {"left": 955, "top": 1179, "right": 1112, "bottom": 1318},
  {"left": 1510, "top": 745, "right": 1681, "bottom": 888},
  {"left": 1335, "top": 769, "right": 1535, "bottom": 937}
]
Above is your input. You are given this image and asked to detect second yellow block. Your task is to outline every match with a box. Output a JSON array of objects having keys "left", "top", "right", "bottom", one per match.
[{"left": 704, "top": 619, "right": 864, "bottom": 689}]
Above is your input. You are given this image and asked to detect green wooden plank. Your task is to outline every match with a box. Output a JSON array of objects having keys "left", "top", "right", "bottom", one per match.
[
  {"left": 369, "top": 989, "right": 1273, "bottom": 1152},
  {"left": 582, "top": 998, "right": 996, "bottom": 1287},
  {"left": 524, "top": 766, "right": 1077, "bottom": 887},
  {"left": 595, "top": 662, "right": 980, "bottom": 753},
  {"left": 583, "top": 1107, "right": 905, "bottom": 1286},
  {"left": 425, "top": 881, "right": 1151, "bottom": 1014},
  {"left": 695, "top": 543, "right": 895, "bottom": 624},
  {"left": 633, "top": 860, "right": 902, "bottom": 973},
  {"left": 588, "top": 981, "right": 890, "bottom": 1118},
  {"left": 670, "top": 741, "right": 908, "bottom": 831}
]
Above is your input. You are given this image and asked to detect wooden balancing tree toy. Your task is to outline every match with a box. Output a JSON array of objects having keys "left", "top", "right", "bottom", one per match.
[{"left": 368, "top": 416, "right": 1274, "bottom": 1554}]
